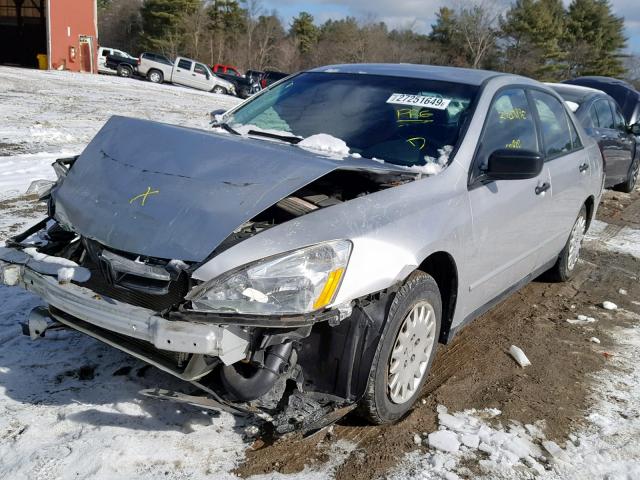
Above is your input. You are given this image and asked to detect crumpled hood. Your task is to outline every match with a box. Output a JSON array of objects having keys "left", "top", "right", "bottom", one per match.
[{"left": 53, "top": 116, "right": 408, "bottom": 262}]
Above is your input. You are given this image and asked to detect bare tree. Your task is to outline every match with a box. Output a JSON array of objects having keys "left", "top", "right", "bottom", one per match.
[{"left": 456, "top": 0, "right": 500, "bottom": 69}]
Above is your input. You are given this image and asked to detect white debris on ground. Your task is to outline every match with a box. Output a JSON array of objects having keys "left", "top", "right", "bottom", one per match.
[
  {"left": 0, "top": 66, "right": 240, "bottom": 196},
  {"left": 298, "top": 133, "right": 350, "bottom": 158},
  {"left": 566, "top": 314, "right": 597, "bottom": 325},
  {"left": 507, "top": 345, "right": 531, "bottom": 368},
  {"left": 602, "top": 301, "right": 618, "bottom": 311}
]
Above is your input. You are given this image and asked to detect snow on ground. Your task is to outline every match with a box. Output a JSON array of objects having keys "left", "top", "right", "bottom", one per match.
[
  {"left": 585, "top": 219, "right": 640, "bottom": 259},
  {"left": 0, "top": 66, "right": 240, "bottom": 196}
]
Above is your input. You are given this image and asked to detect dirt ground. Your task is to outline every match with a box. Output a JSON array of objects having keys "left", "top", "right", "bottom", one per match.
[{"left": 235, "top": 186, "right": 640, "bottom": 479}]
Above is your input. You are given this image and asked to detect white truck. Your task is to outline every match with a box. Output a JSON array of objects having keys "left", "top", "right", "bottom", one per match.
[{"left": 138, "top": 53, "right": 235, "bottom": 95}]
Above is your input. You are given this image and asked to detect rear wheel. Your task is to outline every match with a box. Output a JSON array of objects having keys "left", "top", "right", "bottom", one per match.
[
  {"left": 358, "top": 271, "right": 441, "bottom": 424},
  {"left": 212, "top": 86, "right": 227, "bottom": 95},
  {"left": 147, "top": 69, "right": 163, "bottom": 84},
  {"left": 615, "top": 157, "right": 639, "bottom": 193},
  {"left": 548, "top": 205, "right": 587, "bottom": 282},
  {"left": 117, "top": 64, "right": 132, "bottom": 78}
]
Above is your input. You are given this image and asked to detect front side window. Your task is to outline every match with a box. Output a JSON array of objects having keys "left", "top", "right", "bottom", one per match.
[
  {"left": 177, "top": 59, "right": 192, "bottom": 70},
  {"left": 194, "top": 63, "right": 208, "bottom": 76},
  {"left": 475, "top": 88, "right": 538, "bottom": 169},
  {"left": 612, "top": 103, "right": 626, "bottom": 131},
  {"left": 225, "top": 72, "right": 479, "bottom": 167},
  {"left": 531, "top": 90, "right": 573, "bottom": 158}
]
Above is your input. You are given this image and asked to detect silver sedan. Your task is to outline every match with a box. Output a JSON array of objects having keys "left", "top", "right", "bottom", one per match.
[{"left": 0, "top": 64, "right": 603, "bottom": 433}]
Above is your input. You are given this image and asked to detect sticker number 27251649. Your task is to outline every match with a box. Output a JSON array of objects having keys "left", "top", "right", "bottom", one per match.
[{"left": 386, "top": 93, "right": 451, "bottom": 110}]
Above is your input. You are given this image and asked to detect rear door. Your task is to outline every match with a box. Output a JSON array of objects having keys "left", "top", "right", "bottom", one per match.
[
  {"left": 529, "top": 89, "right": 587, "bottom": 262},
  {"left": 466, "top": 88, "right": 551, "bottom": 311},
  {"left": 611, "top": 102, "right": 635, "bottom": 178},
  {"left": 592, "top": 99, "right": 624, "bottom": 184},
  {"left": 172, "top": 58, "right": 194, "bottom": 87}
]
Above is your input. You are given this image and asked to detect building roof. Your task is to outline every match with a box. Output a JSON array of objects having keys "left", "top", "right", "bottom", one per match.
[{"left": 309, "top": 63, "right": 502, "bottom": 86}]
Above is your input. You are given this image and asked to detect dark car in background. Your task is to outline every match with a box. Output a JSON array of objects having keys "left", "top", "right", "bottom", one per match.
[
  {"left": 563, "top": 76, "right": 640, "bottom": 127},
  {"left": 260, "top": 70, "right": 289, "bottom": 89},
  {"left": 550, "top": 83, "right": 640, "bottom": 192},
  {"left": 211, "top": 64, "right": 259, "bottom": 99}
]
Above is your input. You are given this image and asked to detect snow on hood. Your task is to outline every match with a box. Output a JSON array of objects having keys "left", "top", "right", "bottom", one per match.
[
  {"left": 52, "top": 116, "right": 411, "bottom": 262},
  {"left": 298, "top": 133, "right": 350, "bottom": 158}
]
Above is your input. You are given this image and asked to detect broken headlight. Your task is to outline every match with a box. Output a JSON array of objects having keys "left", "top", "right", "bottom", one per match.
[{"left": 188, "top": 240, "right": 352, "bottom": 315}]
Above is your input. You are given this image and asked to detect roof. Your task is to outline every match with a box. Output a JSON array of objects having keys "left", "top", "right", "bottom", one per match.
[
  {"left": 546, "top": 82, "right": 606, "bottom": 100},
  {"left": 309, "top": 64, "right": 502, "bottom": 86},
  {"left": 564, "top": 76, "right": 636, "bottom": 90}
]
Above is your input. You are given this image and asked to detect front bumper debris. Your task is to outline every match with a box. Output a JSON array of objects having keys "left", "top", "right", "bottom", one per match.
[{"left": 0, "top": 259, "right": 249, "bottom": 365}]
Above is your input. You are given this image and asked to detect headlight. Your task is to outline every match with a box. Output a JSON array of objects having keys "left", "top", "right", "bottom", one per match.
[{"left": 188, "top": 240, "right": 352, "bottom": 315}]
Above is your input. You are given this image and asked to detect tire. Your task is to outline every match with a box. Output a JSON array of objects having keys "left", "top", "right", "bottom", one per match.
[
  {"left": 547, "top": 205, "right": 587, "bottom": 282},
  {"left": 212, "top": 86, "right": 227, "bottom": 95},
  {"left": 614, "top": 156, "right": 639, "bottom": 193},
  {"left": 358, "top": 271, "right": 442, "bottom": 424},
  {"left": 147, "top": 69, "right": 163, "bottom": 84},
  {"left": 117, "top": 64, "right": 132, "bottom": 78}
]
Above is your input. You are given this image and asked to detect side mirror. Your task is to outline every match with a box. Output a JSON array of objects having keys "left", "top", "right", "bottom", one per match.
[
  {"left": 209, "top": 108, "right": 226, "bottom": 125},
  {"left": 629, "top": 122, "right": 640, "bottom": 136},
  {"left": 485, "top": 149, "right": 543, "bottom": 180}
]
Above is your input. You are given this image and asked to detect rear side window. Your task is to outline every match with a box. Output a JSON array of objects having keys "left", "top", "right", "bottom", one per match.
[
  {"left": 177, "top": 59, "right": 192, "bottom": 70},
  {"left": 531, "top": 90, "right": 573, "bottom": 158},
  {"left": 476, "top": 88, "right": 538, "bottom": 168},
  {"left": 593, "top": 100, "right": 614, "bottom": 129}
]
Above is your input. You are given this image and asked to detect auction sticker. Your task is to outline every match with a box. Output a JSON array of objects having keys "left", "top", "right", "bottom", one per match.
[{"left": 386, "top": 93, "right": 451, "bottom": 110}]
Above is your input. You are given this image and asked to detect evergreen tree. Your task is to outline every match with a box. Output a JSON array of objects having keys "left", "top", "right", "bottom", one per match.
[
  {"left": 500, "top": 0, "right": 565, "bottom": 80},
  {"left": 290, "top": 12, "right": 318, "bottom": 55},
  {"left": 140, "top": 0, "right": 200, "bottom": 55},
  {"left": 564, "top": 0, "right": 627, "bottom": 77}
]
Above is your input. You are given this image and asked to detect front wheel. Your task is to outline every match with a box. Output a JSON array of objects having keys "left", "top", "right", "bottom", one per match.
[
  {"left": 548, "top": 205, "right": 587, "bottom": 282},
  {"left": 212, "top": 86, "right": 227, "bottom": 95},
  {"left": 117, "top": 64, "right": 132, "bottom": 78},
  {"left": 358, "top": 271, "right": 441, "bottom": 424},
  {"left": 615, "top": 157, "right": 639, "bottom": 193}
]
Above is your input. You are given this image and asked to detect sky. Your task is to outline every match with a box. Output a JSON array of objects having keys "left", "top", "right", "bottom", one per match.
[{"left": 262, "top": 0, "right": 640, "bottom": 54}]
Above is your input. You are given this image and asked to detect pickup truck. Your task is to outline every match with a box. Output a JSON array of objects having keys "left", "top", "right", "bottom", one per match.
[
  {"left": 105, "top": 53, "right": 138, "bottom": 78},
  {"left": 211, "top": 64, "right": 260, "bottom": 99},
  {"left": 98, "top": 47, "right": 136, "bottom": 74},
  {"left": 139, "top": 54, "right": 235, "bottom": 94}
]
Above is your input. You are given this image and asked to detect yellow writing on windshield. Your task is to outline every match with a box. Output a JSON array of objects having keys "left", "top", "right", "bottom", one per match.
[
  {"left": 396, "top": 108, "right": 433, "bottom": 124},
  {"left": 407, "top": 137, "right": 426, "bottom": 150},
  {"left": 506, "top": 139, "right": 522, "bottom": 149}
]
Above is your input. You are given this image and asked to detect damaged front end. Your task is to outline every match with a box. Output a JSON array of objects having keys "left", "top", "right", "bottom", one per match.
[{"left": 0, "top": 117, "right": 415, "bottom": 434}]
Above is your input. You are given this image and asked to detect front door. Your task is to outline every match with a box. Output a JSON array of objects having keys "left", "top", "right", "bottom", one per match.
[
  {"left": 466, "top": 88, "right": 551, "bottom": 313},
  {"left": 529, "top": 89, "right": 587, "bottom": 261}
]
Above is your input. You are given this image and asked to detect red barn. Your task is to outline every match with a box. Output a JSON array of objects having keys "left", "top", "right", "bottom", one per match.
[{"left": 0, "top": 0, "right": 98, "bottom": 73}]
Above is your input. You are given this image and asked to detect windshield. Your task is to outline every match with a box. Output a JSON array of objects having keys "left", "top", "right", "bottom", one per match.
[{"left": 225, "top": 72, "right": 478, "bottom": 167}]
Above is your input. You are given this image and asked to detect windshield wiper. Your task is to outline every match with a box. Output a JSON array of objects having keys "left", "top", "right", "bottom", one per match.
[
  {"left": 217, "top": 122, "right": 241, "bottom": 136},
  {"left": 247, "top": 130, "right": 302, "bottom": 144}
]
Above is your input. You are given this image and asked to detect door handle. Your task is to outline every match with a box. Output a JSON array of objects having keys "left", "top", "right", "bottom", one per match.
[
  {"left": 535, "top": 182, "right": 550, "bottom": 195},
  {"left": 579, "top": 163, "right": 589, "bottom": 173}
]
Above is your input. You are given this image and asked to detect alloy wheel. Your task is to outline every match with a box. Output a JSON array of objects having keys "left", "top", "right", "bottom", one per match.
[
  {"left": 567, "top": 213, "right": 586, "bottom": 271},
  {"left": 387, "top": 301, "right": 436, "bottom": 404}
]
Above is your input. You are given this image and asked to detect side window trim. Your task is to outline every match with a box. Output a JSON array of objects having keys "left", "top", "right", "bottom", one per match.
[{"left": 528, "top": 87, "right": 585, "bottom": 162}]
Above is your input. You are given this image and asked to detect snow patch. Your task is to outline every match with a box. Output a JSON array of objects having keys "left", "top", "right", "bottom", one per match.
[
  {"left": 508, "top": 345, "right": 531, "bottom": 368},
  {"left": 298, "top": 133, "right": 350, "bottom": 158}
]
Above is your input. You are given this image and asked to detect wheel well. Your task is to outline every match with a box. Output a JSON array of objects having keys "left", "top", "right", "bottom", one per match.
[
  {"left": 584, "top": 195, "right": 595, "bottom": 230},
  {"left": 149, "top": 68, "right": 162, "bottom": 76},
  {"left": 418, "top": 252, "right": 458, "bottom": 344}
]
